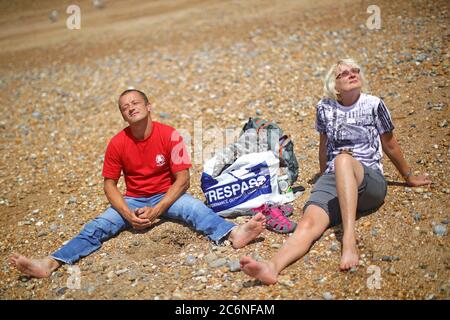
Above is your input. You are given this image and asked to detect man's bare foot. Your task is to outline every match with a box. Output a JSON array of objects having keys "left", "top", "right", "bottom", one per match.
[
  {"left": 229, "top": 213, "right": 265, "bottom": 249},
  {"left": 240, "top": 256, "right": 278, "bottom": 284},
  {"left": 9, "top": 253, "right": 61, "bottom": 278},
  {"left": 339, "top": 236, "right": 359, "bottom": 271}
]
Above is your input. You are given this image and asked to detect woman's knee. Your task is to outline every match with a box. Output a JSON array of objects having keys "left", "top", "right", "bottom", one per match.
[
  {"left": 296, "top": 216, "right": 322, "bottom": 240},
  {"left": 297, "top": 206, "right": 329, "bottom": 238},
  {"left": 334, "top": 153, "right": 354, "bottom": 168}
]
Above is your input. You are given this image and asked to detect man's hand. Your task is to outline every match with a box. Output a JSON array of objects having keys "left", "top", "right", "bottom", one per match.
[
  {"left": 406, "top": 173, "right": 432, "bottom": 187},
  {"left": 126, "top": 210, "right": 152, "bottom": 230},
  {"left": 135, "top": 206, "right": 163, "bottom": 224}
]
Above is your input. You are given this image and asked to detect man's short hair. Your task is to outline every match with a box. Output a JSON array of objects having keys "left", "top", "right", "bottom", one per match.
[{"left": 118, "top": 89, "right": 149, "bottom": 107}]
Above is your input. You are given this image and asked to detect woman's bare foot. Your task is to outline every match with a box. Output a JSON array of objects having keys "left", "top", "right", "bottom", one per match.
[
  {"left": 240, "top": 256, "right": 278, "bottom": 284},
  {"left": 339, "top": 236, "right": 359, "bottom": 271},
  {"left": 9, "top": 253, "right": 61, "bottom": 278},
  {"left": 229, "top": 213, "right": 266, "bottom": 249}
]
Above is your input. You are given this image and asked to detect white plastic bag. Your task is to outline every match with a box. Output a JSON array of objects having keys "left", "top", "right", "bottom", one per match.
[{"left": 201, "top": 151, "right": 293, "bottom": 217}]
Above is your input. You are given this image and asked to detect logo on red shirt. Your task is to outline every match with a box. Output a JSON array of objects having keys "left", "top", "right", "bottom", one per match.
[{"left": 156, "top": 154, "right": 166, "bottom": 167}]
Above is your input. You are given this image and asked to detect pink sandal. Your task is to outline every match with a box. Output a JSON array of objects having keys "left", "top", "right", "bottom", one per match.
[{"left": 251, "top": 204, "right": 297, "bottom": 233}]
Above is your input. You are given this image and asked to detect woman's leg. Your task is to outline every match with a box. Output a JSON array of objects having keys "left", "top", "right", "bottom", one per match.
[
  {"left": 240, "top": 204, "right": 329, "bottom": 284},
  {"left": 334, "top": 153, "right": 365, "bottom": 270}
]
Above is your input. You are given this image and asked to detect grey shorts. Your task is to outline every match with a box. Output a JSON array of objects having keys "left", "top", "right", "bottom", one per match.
[{"left": 303, "top": 164, "right": 387, "bottom": 227}]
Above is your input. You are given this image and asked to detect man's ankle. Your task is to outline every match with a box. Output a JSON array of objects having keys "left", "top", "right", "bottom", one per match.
[{"left": 46, "top": 257, "right": 62, "bottom": 270}]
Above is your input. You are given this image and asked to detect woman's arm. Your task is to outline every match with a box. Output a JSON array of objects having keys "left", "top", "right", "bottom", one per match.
[
  {"left": 319, "top": 133, "right": 328, "bottom": 175},
  {"left": 380, "top": 132, "right": 432, "bottom": 187}
]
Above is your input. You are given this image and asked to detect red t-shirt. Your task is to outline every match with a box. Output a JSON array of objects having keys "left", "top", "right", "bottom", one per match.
[{"left": 102, "top": 121, "right": 192, "bottom": 197}]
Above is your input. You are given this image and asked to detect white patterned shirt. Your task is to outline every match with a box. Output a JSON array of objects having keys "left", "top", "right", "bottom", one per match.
[{"left": 315, "top": 93, "right": 394, "bottom": 174}]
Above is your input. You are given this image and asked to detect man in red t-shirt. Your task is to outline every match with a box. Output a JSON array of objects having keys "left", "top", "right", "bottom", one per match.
[{"left": 10, "top": 89, "right": 266, "bottom": 278}]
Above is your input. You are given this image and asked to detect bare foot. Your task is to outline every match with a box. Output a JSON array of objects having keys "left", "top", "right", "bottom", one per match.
[
  {"left": 240, "top": 256, "right": 278, "bottom": 284},
  {"left": 9, "top": 253, "right": 61, "bottom": 278},
  {"left": 229, "top": 213, "right": 265, "bottom": 249},
  {"left": 339, "top": 237, "right": 359, "bottom": 271}
]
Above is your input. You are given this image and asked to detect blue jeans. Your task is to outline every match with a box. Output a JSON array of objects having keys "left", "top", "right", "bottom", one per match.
[{"left": 51, "top": 193, "right": 236, "bottom": 264}]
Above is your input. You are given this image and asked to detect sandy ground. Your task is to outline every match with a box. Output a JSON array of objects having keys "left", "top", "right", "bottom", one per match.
[{"left": 0, "top": 0, "right": 448, "bottom": 300}]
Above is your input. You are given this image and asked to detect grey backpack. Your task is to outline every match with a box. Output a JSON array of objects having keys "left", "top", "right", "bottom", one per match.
[{"left": 241, "top": 117, "right": 299, "bottom": 185}]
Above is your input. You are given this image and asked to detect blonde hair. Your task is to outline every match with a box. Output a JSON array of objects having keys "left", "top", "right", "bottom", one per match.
[{"left": 323, "top": 58, "right": 367, "bottom": 101}]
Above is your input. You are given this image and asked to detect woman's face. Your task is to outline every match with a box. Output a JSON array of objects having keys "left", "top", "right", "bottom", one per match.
[{"left": 334, "top": 64, "right": 362, "bottom": 95}]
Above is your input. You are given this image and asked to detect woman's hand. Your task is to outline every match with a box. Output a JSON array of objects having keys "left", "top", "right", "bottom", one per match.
[{"left": 405, "top": 173, "right": 432, "bottom": 187}]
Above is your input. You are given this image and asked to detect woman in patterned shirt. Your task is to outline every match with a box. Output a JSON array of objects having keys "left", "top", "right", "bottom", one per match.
[{"left": 240, "top": 58, "right": 432, "bottom": 284}]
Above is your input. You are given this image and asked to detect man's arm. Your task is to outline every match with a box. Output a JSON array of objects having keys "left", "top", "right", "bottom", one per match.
[
  {"left": 319, "top": 133, "right": 328, "bottom": 175},
  {"left": 135, "top": 169, "right": 190, "bottom": 223},
  {"left": 103, "top": 178, "right": 151, "bottom": 229},
  {"left": 380, "top": 132, "right": 432, "bottom": 187}
]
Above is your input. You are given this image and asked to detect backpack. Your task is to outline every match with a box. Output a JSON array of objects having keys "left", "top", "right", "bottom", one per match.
[{"left": 241, "top": 117, "right": 299, "bottom": 185}]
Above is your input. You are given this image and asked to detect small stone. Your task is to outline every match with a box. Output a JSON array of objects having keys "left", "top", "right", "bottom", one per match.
[
  {"left": 227, "top": 260, "right": 241, "bottom": 272},
  {"left": 37, "top": 231, "right": 48, "bottom": 237},
  {"left": 389, "top": 266, "right": 396, "bottom": 274},
  {"left": 414, "top": 213, "right": 422, "bottom": 222},
  {"left": 55, "top": 287, "right": 68, "bottom": 296},
  {"left": 172, "top": 290, "right": 184, "bottom": 299},
  {"left": 323, "top": 292, "right": 333, "bottom": 300},
  {"left": 194, "top": 284, "right": 206, "bottom": 291},
  {"left": 31, "top": 111, "right": 42, "bottom": 119},
  {"left": 256, "top": 109, "right": 263, "bottom": 115},
  {"left": 279, "top": 278, "right": 295, "bottom": 287},
  {"left": 185, "top": 254, "right": 196, "bottom": 266},
  {"left": 232, "top": 284, "right": 243, "bottom": 293},
  {"left": 84, "top": 285, "right": 95, "bottom": 294},
  {"left": 31, "top": 209, "right": 40, "bottom": 215},
  {"left": 115, "top": 268, "right": 129, "bottom": 276},
  {"left": 371, "top": 228, "right": 378, "bottom": 236},
  {"left": 204, "top": 253, "right": 218, "bottom": 264},
  {"left": 68, "top": 196, "right": 77, "bottom": 204},
  {"left": 381, "top": 256, "right": 400, "bottom": 262},
  {"left": 93, "top": 0, "right": 105, "bottom": 9},
  {"left": 194, "top": 269, "right": 207, "bottom": 276},
  {"left": 415, "top": 53, "right": 428, "bottom": 62},
  {"left": 159, "top": 112, "right": 171, "bottom": 119},
  {"left": 132, "top": 241, "right": 140, "bottom": 247},
  {"left": 433, "top": 224, "right": 447, "bottom": 236},
  {"left": 270, "top": 243, "right": 282, "bottom": 249},
  {"left": 48, "top": 10, "right": 59, "bottom": 23},
  {"left": 26, "top": 283, "right": 36, "bottom": 290},
  {"left": 209, "top": 258, "right": 227, "bottom": 268},
  {"left": 350, "top": 266, "right": 357, "bottom": 273},
  {"left": 330, "top": 241, "right": 339, "bottom": 252},
  {"left": 438, "top": 120, "right": 448, "bottom": 127}
]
